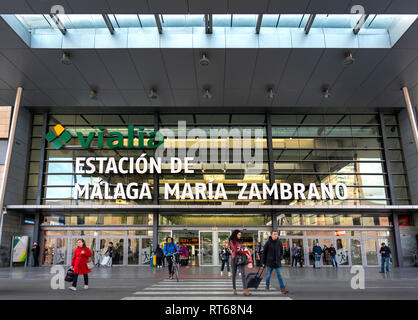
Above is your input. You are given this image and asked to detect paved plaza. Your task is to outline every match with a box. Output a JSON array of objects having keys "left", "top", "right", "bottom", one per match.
[{"left": 0, "top": 266, "right": 417, "bottom": 300}]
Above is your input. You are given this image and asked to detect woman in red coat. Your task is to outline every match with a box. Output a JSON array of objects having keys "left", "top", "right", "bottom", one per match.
[{"left": 69, "top": 239, "right": 92, "bottom": 291}]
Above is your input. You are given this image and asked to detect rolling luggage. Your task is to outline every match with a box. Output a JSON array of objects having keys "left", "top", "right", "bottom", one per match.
[{"left": 246, "top": 266, "right": 265, "bottom": 289}]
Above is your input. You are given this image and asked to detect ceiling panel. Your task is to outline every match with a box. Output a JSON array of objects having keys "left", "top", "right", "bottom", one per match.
[
  {"left": 0, "top": 1, "right": 33, "bottom": 13},
  {"left": 247, "top": 88, "right": 274, "bottom": 106},
  {"left": 71, "top": 50, "right": 118, "bottom": 90},
  {"left": 129, "top": 49, "right": 172, "bottom": 89},
  {"left": 0, "top": 49, "right": 64, "bottom": 90},
  {"left": 31, "top": 49, "right": 90, "bottom": 90},
  {"left": 394, "top": 20, "right": 418, "bottom": 49},
  {"left": 188, "top": 0, "right": 228, "bottom": 13},
  {"left": 0, "top": 53, "right": 38, "bottom": 90},
  {"left": 345, "top": 49, "right": 417, "bottom": 106},
  {"left": 348, "top": 0, "right": 392, "bottom": 13},
  {"left": 26, "top": 0, "right": 73, "bottom": 13},
  {"left": 120, "top": 90, "right": 150, "bottom": 106},
  {"left": 251, "top": 49, "right": 291, "bottom": 89},
  {"left": 0, "top": 89, "right": 32, "bottom": 106},
  {"left": 68, "top": 90, "right": 104, "bottom": 106},
  {"left": 21, "top": 90, "right": 56, "bottom": 106},
  {"left": 267, "top": 0, "right": 310, "bottom": 13},
  {"left": 224, "top": 49, "right": 258, "bottom": 89},
  {"left": 275, "top": 48, "right": 324, "bottom": 106},
  {"left": 321, "top": 49, "right": 390, "bottom": 107},
  {"left": 97, "top": 49, "right": 145, "bottom": 90},
  {"left": 65, "top": 0, "right": 111, "bottom": 13},
  {"left": 228, "top": 0, "right": 269, "bottom": 13},
  {"left": 147, "top": 0, "right": 188, "bottom": 13},
  {"left": 44, "top": 89, "right": 80, "bottom": 106},
  {"left": 306, "top": 0, "right": 352, "bottom": 13},
  {"left": 172, "top": 89, "right": 199, "bottom": 106},
  {"left": 224, "top": 89, "right": 250, "bottom": 106},
  {"left": 160, "top": 49, "right": 197, "bottom": 89},
  {"left": 106, "top": 0, "right": 149, "bottom": 13},
  {"left": 194, "top": 49, "right": 225, "bottom": 97},
  {"left": 385, "top": 0, "right": 418, "bottom": 13},
  {"left": 96, "top": 90, "right": 128, "bottom": 106}
]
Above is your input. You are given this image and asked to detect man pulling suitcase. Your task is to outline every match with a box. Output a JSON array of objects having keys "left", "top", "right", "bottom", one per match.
[{"left": 262, "top": 231, "right": 289, "bottom": 294}]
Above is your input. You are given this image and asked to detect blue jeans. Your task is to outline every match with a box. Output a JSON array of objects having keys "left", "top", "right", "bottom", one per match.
[
  {"left": 266, "top": 266, "right": 285, "bottom": 289},
  {"left": 381, "top": 256, "right": 390, "bottom": 272},
  {"left": 330, "top": 255, "right": 338, "bottom": 267}
]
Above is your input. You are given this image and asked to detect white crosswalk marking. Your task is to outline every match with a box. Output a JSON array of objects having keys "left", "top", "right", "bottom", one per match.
[{"left": 121, "top": 278, "right": 292, "bottom": 300}]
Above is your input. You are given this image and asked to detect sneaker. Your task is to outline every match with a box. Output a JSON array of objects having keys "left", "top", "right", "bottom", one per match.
[
  {"left": 68, "top": 286, "right": 76, "bottom": 291},
  {"left": 84, "top": 285, "right": 88, "bottom": 290}
]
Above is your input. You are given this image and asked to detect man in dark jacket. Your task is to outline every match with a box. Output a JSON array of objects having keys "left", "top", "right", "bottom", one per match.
[
  {"left": 312, "top": 242, "right": 323, "bottom": 268},
  {"left": 329, "top": 244, "right": 337, "bottom": 267},
  {"left": 262, "top": 231, "right": 288, "bottom": 294},
  {"left": 379, "top": 243, "right": 391, "bottom": 273}
]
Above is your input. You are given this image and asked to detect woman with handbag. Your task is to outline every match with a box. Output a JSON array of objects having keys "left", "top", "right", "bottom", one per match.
[
  {"left": 229, "top": 230, "right": 250, "bottom": 296},
  {"left": 69, "top": 239, "right": 92, "bottom": 291},
  {"left": 220, "top": 242, "right": 231, "bottom": 276}
]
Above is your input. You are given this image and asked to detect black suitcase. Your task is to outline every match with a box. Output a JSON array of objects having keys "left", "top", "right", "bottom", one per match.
[{"left": 246, "top": 266, "right": 265, "bottom": 289}]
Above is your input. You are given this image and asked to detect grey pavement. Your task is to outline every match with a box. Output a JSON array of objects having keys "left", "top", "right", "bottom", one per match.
[{"left": 0, "top": 266, "right": 417, "bottom": 300}]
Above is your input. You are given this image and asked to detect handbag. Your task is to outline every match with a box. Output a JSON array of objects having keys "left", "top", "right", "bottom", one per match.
[
  {"left": 236, "top": 253, "right": 249, "bottom": 266},
  {"left": 87, "top": 258, "right": 94, "bottom": 270},
  {"left": 65, "top": 268, "right": 74, "bottom": 282}
]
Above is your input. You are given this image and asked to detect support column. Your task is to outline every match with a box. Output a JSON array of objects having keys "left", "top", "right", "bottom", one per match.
[
  {"left": 0, "top": 87, "right": 23, "bottom": 247},
  {"left": 266, "top": 112, "right": 278, "bottom": 232},
  {"left": 152, "top": 112, "right": 160, "bottom": 250},
  {"left": 402, "top": 86, "right": 418, "bottom": 152},
  {"left": 392, "top": 211, "right": 404, "bottom": 267},
  {"left": 33, "top": 112, "right": 48, "bottom": 247}
]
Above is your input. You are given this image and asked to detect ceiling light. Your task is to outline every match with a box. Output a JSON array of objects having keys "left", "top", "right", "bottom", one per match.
[
  {"left": 322, "top": 87, "right": 331, "bottom": 99},
  {"left": 266, "top": 88, "right": 275, "bottom": 100},
  {"left": 203, "top": 89, "right": 212, "bottom": 99},
  {"left": 149, "top": 88, "right": 158, "bottom": 99},
  {"left": 199, "top": 53, "right": 210, "bottom": 66},
  {"left": 343, "top": 52, "right": 355, "bottom": 66},
  {"left": 61, "top": 52, "right": 71, "bottom": 65},
  {"left": 89, "top": 89, "right": 98, "bottom": 100}
]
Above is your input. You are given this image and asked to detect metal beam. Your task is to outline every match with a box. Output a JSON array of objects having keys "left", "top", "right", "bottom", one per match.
[
  {"left": 154, "top": 14, "right": 163, "bottom": 34},
  {"left": 353, "top": 14, "right": 369, "bottom": 35},
  {"left": 392, "top": 211, "right": 404, "bottom": 267},
  {"left": 304, "top": 14, "right": 316, "bottom": 35},
  {"left": 402, "top": 86, "right": 418, "bottom": 151},
  {"left": 153, "top": 112, "right": 160, "bottom": 250},
  {"left": 102, "top": 14, "right": 115, "bottom": 35},
  {"left": 0, "top": 87, "right": 23, "bottom": 247},
  {"left": 255, "top": 14, "right": 263, "bottom": 34},
  {"left": 49, "top": 14, "right": 67, "bottom": 35},
  {"left": 379, "top": 112, "right": 397, "bottom": 205},
  {"left": 205, "top": 14, "right": 213, "bottom": 34}
]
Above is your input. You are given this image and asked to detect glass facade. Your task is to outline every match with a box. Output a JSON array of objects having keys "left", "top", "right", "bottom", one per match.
[{"left": 26, "top": 113, "right": 410, "bottom": 205}]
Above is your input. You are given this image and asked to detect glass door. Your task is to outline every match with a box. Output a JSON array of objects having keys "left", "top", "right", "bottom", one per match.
[
  {"left": 217, "top": 232, "right": 231, "bottom": 266},
  {"left": 140, "top": 237, "right": 153, "bottom": 265},
  {"left": 128, "top": 238, "right": 140, "bottom": 265},
  {"left": 199, "top": 231, "right": 214, "bottom": 265}
]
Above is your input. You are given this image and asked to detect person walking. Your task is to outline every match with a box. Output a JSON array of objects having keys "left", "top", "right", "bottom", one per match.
[
  {"left": 329, "top": 244, "right": 338, "bottom": 268},
  {"left": 379, "top": 242, "right": 391, "bottom": 273},
  {"left": 256, "top": 242, "right": 264, "bottom": 267},
  {"left": 155, "top": 244, "right": 163, "bottom": 268},
  {"left": 262, "top": 231, "right": 289, "bottom": 294},
  {"left": 69, "top": 239, "right": 92, "bottom": 291},
  {"left": 296, "top": 246, "right": 304, "bottom": 267},
  {"left": 312, "top": 242, "right": 323, "bottom": 268},
  {"left": 220, "top": 242, "right": 231, "bottom": 276},
  {"left": 229, "top": 230, "right": 250, "bottom": 296},
  {"left": 31, "top": 242, "right": 40, "bottom": 267},
  {"left": 179, "top": 244, "right": 189, "bottom": 266},
  {"left": 163, "top": 237, "right": 179, "bottom": 279},
  {"left": 291, "top": 243, "right": 298, "bottom": 267}
]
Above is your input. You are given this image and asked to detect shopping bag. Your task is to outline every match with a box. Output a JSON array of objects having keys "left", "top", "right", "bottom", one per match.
[{"left": 101, "top": 255, "right": 111, "bottom": 266}]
